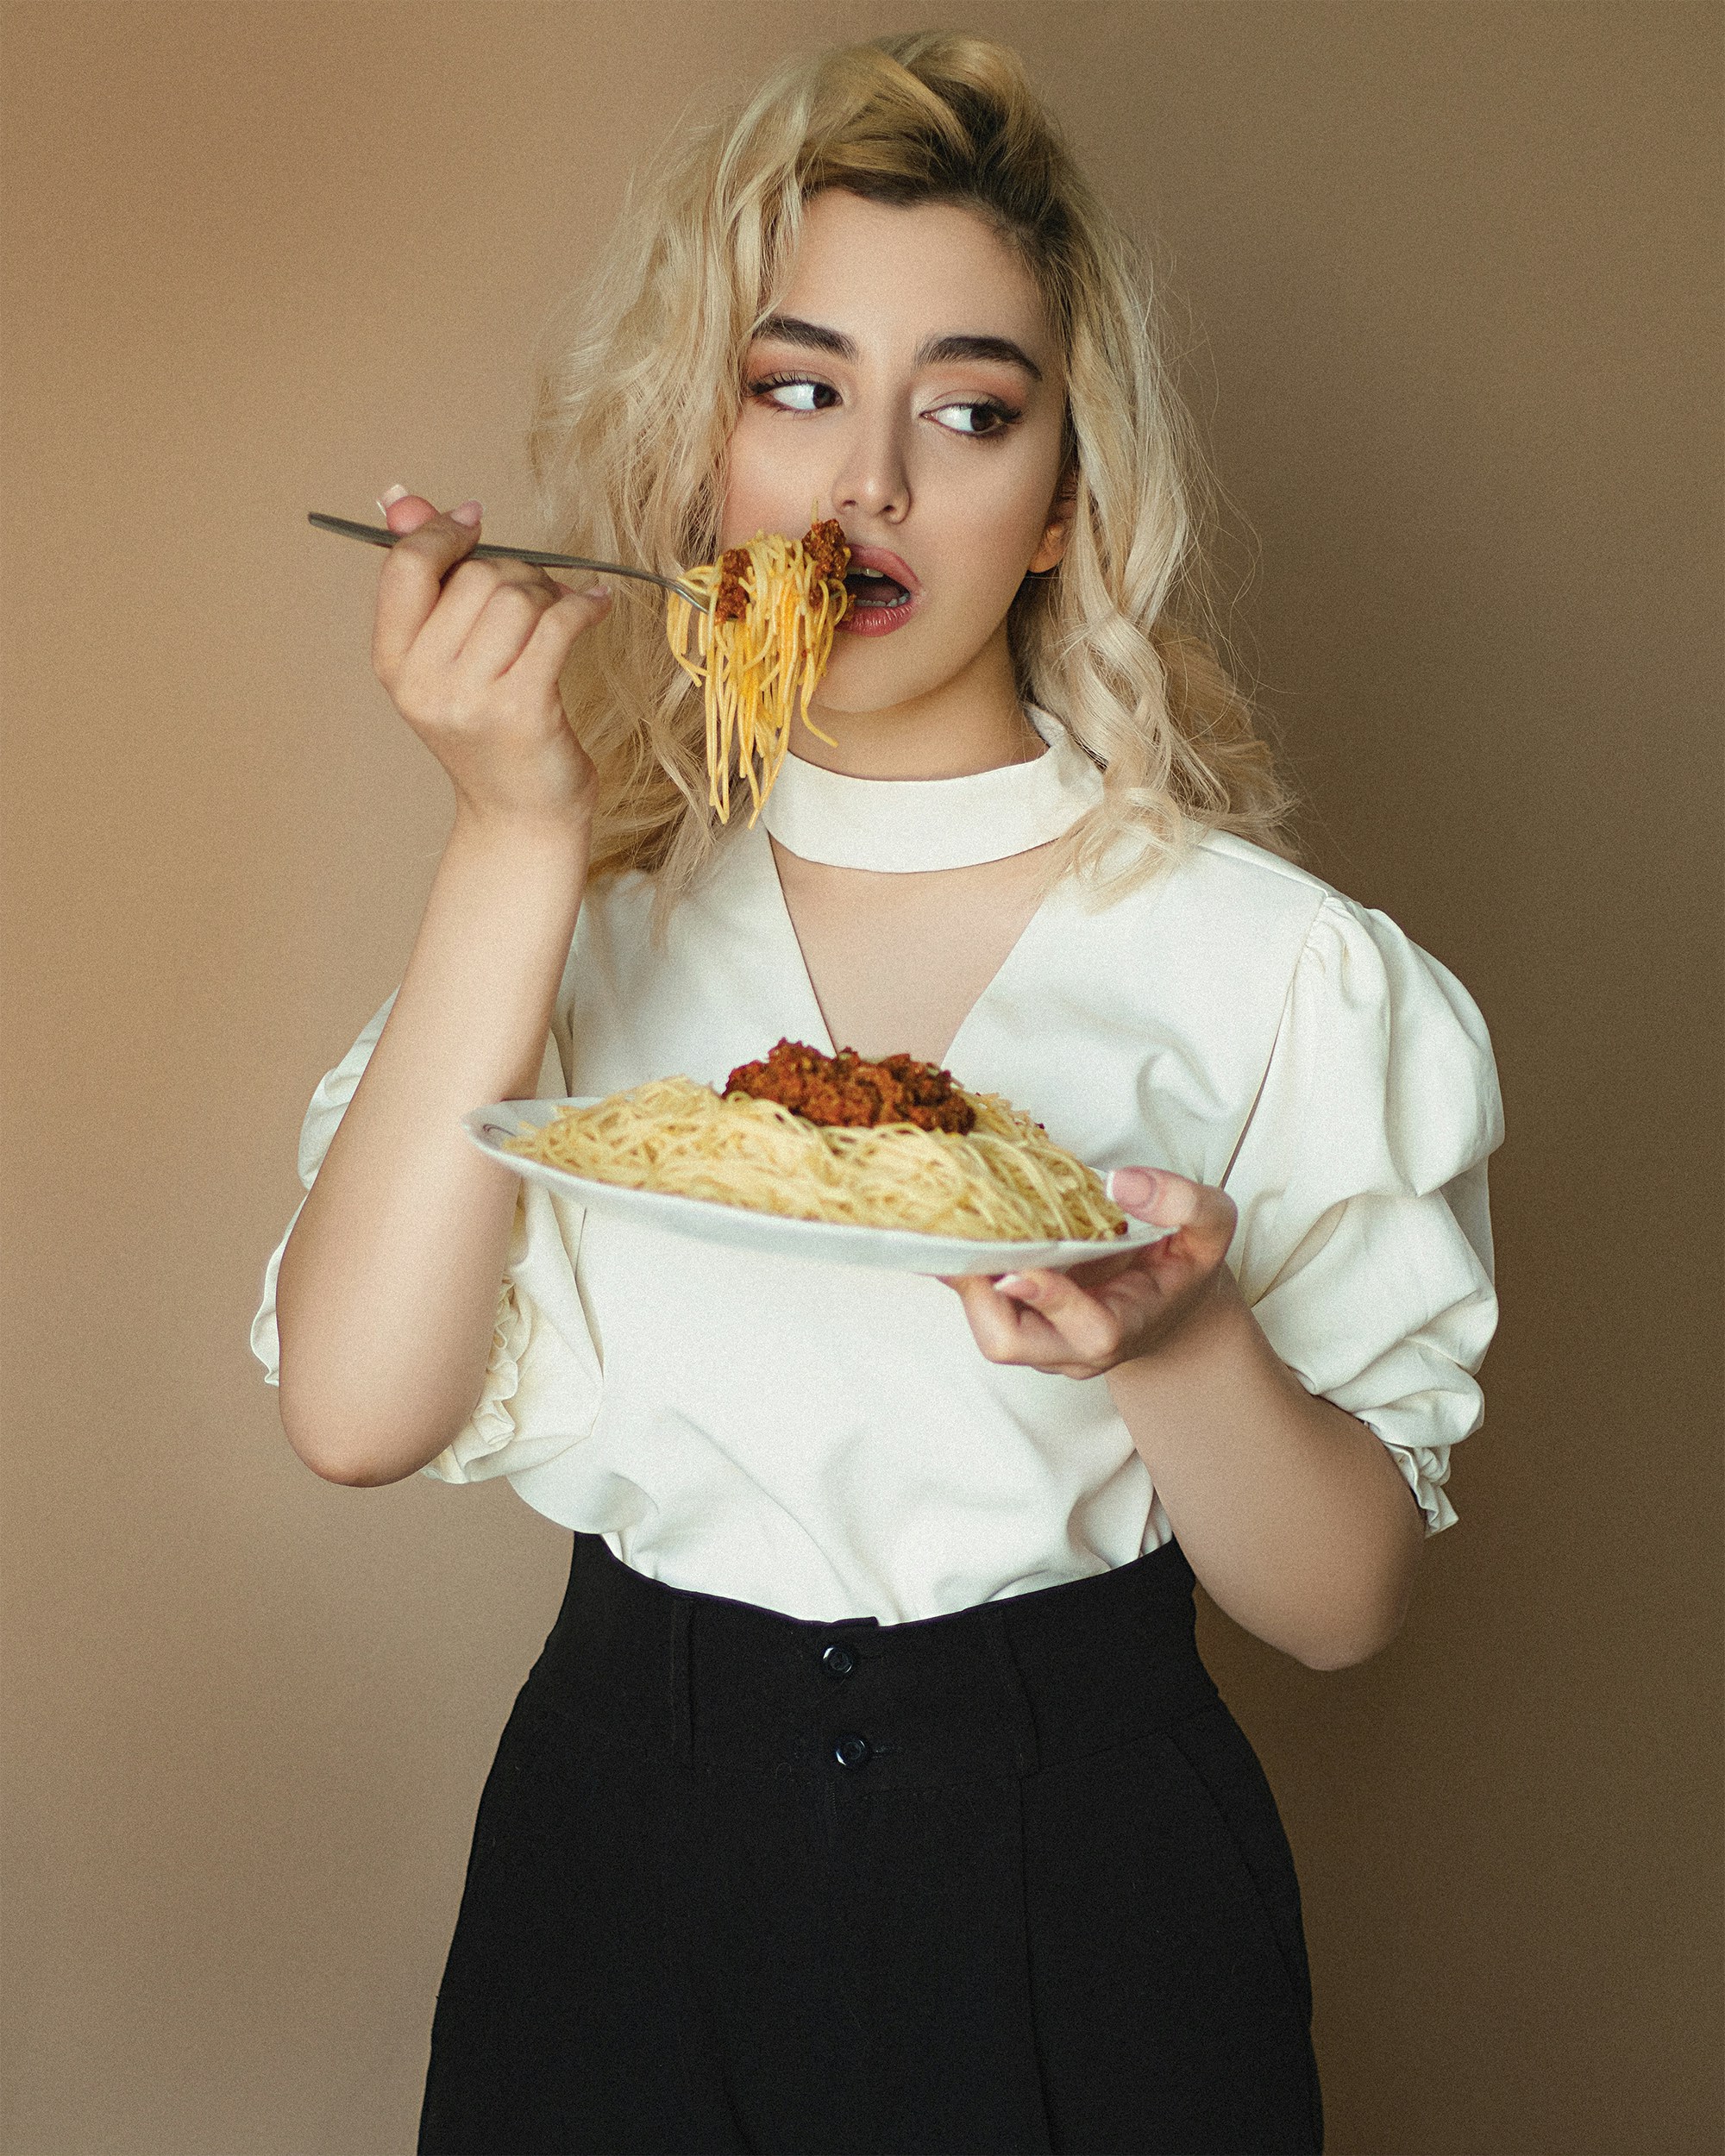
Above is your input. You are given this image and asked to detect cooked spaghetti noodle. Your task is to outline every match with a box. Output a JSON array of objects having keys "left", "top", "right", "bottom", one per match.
[
  {"left": 505, "top": 1075, "right": 1128, "bottom": 1244},
  {"left": 666, "top": 519, "right": 850, "bottom": 824}
]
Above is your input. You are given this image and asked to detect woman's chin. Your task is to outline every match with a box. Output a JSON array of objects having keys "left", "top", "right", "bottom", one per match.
[
  {"left": 806, "top": 659, "right": 898, "bottom": 722},
  {"left": 812, "top": 638, "right": 950, "bottom": 720},
  {"left": 804, "top": 680, "right": 923, "bottom": 727}
]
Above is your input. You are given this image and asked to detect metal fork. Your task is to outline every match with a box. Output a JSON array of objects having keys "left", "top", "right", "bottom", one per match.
[{"left": 307, "top": 511, "right": 709, "bottom": 608}]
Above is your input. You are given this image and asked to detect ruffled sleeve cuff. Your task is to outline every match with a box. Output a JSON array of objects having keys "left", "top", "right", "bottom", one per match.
[
  {"left": 1370, "top": 1432, "right": 1458, "bottom": 1538},
  {"left": 415, "top": 1176, "right": 603, "bottom": 1486},
  {"left": 249, "top": 1196, "right": 304, "bottom": 1388},
  {"left": 417, "top": 1264, "right": 530, "bottom": 1482},
  {"left": 250, "top": 991, "right": 398, "bottom": 1390}
]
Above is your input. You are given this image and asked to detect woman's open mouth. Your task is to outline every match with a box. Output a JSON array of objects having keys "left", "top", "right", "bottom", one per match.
[{"left": 837, "top": 548, "right": 922, "bottom": 637}]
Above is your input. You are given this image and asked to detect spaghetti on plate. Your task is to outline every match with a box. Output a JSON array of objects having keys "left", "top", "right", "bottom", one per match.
[{"left": 505, "top": 1043, "right": 1126, "bottom": 1245}]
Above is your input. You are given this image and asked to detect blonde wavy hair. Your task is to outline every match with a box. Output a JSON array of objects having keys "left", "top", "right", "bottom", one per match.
[{"left": 528, "top": 30, "right": 1296, "bottom": 916}]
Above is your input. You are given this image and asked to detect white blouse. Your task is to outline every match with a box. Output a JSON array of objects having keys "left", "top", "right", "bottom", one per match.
[{"left": 252, "top": 717, "right": 1502, "bottom": 1624}]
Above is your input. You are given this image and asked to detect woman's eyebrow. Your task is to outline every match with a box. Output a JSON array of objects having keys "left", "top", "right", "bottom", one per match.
[{"left": 753, "top": 313, "right": 1044, "bottom": 384}]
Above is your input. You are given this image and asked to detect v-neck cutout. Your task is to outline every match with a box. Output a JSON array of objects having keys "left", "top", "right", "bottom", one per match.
[
  {"left": 734, "top": 827, "right": 838, "bottom": 1057},
  {"left": 762, "top": 830, "right": 1063, "bottom": 1072},
  {"left": 737, "top": 707, "right": 1108, "bottom": 1069}
]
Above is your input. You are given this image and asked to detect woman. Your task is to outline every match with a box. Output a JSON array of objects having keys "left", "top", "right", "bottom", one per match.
[{"left": 254, "top": 31, "right": 1500, "bottom": 2154}]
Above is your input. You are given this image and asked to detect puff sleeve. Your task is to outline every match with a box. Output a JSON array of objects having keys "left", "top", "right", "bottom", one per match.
[
  {"left": 1226, "top": 894, "right": 1503, "bottom": 1533},
  {"left": 248, "top": 993, "right": 602, "bottom": 1483}
]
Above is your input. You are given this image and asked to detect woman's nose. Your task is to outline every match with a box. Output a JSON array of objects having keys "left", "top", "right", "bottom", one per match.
[{"left": 829, "top": 411, "right": 912, "bottom": 523}]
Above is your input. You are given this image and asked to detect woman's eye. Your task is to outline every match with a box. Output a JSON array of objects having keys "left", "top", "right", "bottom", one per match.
[
  {"left": 928, "top": 400, "right": 1019, "bottom": 438},
  {"left": 748, "top": 375, "right": 837, "bottom": 413}
]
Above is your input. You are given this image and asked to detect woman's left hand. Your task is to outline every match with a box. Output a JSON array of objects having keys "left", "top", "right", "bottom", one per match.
[{"left": 938, "top": 1167, "right": 1239, "bottom": 1379}]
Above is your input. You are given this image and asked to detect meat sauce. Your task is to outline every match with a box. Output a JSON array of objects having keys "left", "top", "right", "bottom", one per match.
[
  {"left": 712, "top": 520, "right": 850, "bottom": 625},
  {"left": 725, "top": 1038, "right": 976, "bottom": 1136}
]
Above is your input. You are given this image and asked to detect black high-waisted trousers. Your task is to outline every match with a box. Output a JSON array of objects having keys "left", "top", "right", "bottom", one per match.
[{"left": 418, "top": 1532, "right": 1322, "bottom": 2156}]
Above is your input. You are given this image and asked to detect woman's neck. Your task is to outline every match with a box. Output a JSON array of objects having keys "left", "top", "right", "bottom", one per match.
[{"left": 798, "top": 634, "right": 1044, "bottom": 780}]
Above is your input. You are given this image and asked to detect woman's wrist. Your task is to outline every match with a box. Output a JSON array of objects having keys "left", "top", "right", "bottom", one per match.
[
  {"left": 1104, "top": 1267, "right": 1314, "bottom": 1442},
  {"left": 1106, "top": 1260, "right": 1251, "bottom": 1383},
  {"left": 448, "top": 790, "right": 594, "bottom": 875}
]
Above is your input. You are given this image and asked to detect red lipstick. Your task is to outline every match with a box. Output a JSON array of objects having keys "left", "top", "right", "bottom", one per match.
[{"left": 836, "top": 542, "right": 922, "bottom": 638}]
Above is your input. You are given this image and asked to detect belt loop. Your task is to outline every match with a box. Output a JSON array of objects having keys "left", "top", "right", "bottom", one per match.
[
  {"left": 982, "top": 1607, "right": 1041, "bottom": 1778},
  {"left": 669, "top": 1598, "right": 694, "bottom": 1769}
]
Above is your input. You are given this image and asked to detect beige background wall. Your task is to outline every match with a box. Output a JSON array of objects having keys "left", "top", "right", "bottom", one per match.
[{"left": 3, "top": 3, "right": 1719, "bottom": 2152}]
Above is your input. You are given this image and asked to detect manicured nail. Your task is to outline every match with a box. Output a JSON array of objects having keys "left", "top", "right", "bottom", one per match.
[
  {"left": 450, "top": 499, "right": 484, "bottom": 527},
  {"left": 1107, "top": 1168, "right": 1158, "bottom": 1208},
  {"left": 376, "top": 484, "right": 409, "bottom": 513}
]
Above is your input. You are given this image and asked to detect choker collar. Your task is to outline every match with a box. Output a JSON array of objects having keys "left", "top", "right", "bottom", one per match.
[{"left": 760, "top": 708, "right": 1103, "bottom": 872}]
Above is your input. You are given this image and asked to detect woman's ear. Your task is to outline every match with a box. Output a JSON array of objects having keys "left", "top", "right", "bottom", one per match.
[{"left": 1028, "top": 461, "right": 1079, "bottom": 575}]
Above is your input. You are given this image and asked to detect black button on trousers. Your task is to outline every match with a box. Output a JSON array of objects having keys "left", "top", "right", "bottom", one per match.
[{"left": 418, "top": 1532, "right": 1323, "bottom": 2155}]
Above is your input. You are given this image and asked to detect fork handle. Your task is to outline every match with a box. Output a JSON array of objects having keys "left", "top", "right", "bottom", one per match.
[{"left": 306, "top": 513, "right": 706, "bottom": 606}]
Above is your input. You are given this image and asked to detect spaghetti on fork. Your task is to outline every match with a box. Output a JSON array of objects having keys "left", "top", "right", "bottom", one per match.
[{"left": 666, "top": 519, "right": 851, "bottom": 823}]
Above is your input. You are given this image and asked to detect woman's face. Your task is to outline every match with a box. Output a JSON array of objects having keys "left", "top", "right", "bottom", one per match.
[{"left": 721, "top": 190, "right": 1073, "bottom": 726}]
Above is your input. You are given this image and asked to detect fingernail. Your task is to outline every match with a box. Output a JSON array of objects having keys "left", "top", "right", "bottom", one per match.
[
  {"left": 450, "top": 499, "right": 484, "bottom": 527},
  {"left": 376, "top": 483, "right": 409, "bottom": 513},
  {"left": 994, "top": 1272, "right": 1035, "bottom": 1299},
  {"left": 1107, "top": 1167, "right": 1157, "bottom": 1207}
]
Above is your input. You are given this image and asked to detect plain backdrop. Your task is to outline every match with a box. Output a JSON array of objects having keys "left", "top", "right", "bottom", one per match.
[{"left": 2, "top": 3, "right": 1720, "bottom": 2152}]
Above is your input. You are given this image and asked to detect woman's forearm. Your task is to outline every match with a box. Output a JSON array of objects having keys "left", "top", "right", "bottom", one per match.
[
  {"left": 1106, "top": 1280, "right": 1425, "bottom": 1668},
  {"left": 273, "top": 805, "right": 588, "bottom": 1486}
]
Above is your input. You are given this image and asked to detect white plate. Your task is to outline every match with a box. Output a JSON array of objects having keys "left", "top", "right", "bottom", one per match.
[{"left": 463, "top": 1098, "right": 1171, "bottom": 1276}]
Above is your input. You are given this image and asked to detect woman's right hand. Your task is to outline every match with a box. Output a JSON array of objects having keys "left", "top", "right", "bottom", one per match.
[{"left": 370, "top": 490, "right": 611, "bottom": 830}]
